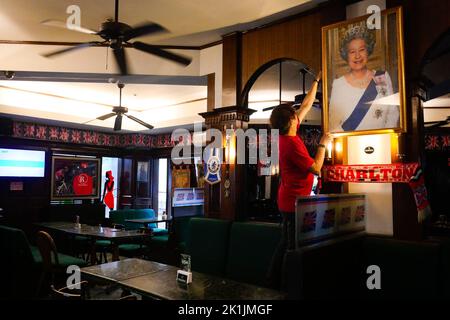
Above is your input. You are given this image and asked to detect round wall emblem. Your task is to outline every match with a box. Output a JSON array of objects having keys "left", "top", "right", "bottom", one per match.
[{"left": 364, "top": 146, "right": 375, "bottom": 154}]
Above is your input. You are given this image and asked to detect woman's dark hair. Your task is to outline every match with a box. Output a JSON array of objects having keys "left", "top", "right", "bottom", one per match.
[{"left": 269, "top": 104, "right": 295, "bottom": 135}]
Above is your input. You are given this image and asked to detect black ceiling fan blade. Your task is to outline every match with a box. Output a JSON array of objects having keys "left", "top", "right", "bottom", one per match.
[
  {"left": 262, "top": 106, "right": 276, "bottom": 112},
  {"left": 123, "top": 22, "right": 168, "bottom": 41},
  {"left": 41, "top": 19, "right": 98, "bottom": 34},
  {"left": 125, "top": 114, "right": 154, "bottom": 130},
  {"left": 113, "top": 47, "right": 128, "bottom": 75},
  {"left": 42, "top": 41, "right": 103, "bottom": 58},
  {"left": 114, "top": 114, "right": 123, "bottom": 131},
  {"left": 96, "top": 112, "right": 116, "bottom": 121},
  {"left": 132, "top": 41, "right": 192, "bottom": 66}
]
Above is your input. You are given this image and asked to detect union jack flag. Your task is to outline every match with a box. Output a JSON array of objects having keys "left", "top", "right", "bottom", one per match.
[
  {"left": 339, "top": 207, "right": 351, "bottom": 225},
  {"left": 176, "top": 193, "right": 185, "bottom": 201},
  {"left": 83, "top": 131, "right": 91, "bottom": 144},
  {"left": 49, "top": 127, "right": 59, "bottom": 140},
  {"left": 136, "top": 134, "right": 144, "bottom": 146},
  {"left": 425, "top": 135, "right": 439, "bottom": 150},
  {"left": 131, "top": 134, "right": 137, "bottom": 145},
  {"left": 114, "top": 135, "right": 121, "bottom": 146},
  {"left": 321, "top": 209, "right": 336, "bottom": 229},
  {"left": 91, "top": 132, "right": 99, "bottom": 144},
  {"left": 72, "top": 130, "right": 81, "bottom": 143},
  {"left": 301, "top": 210, "right": 317, "bottom": 233},
  {"left": 36, "top": 126, "right": 46, "bottom": 139},
  {"left": 103, "top": 134, "right": 110, "bottom": 146},
  {"left": 443, "top": 135, "right": 450, "bottom": 148},
  {"left": 59, "top": 128, "right": 69, "bottom": 142},
  {"left": 13, "top": 122, "right": 23, "bottom": 136},
  {"left": 24, "top": 124, "right": 35, "bottom": 137},
  {"left": 355, "top": 205, "right": 365, "bottom": 222}
]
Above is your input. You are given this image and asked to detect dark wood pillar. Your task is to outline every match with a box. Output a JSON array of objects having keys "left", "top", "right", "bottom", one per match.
[
  {"left": 207, "top": 73, "right": 215, "bottom": 112},
  {"left": 199, "top": 106, "right": 255, "bottom": 220},
  {"left": 222, "top": 32, "right": 243, "bottom": 106}
]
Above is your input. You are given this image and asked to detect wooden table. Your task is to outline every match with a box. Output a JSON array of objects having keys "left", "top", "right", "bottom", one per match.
[
  {"left": 81, "top": 258, "right": 285, "bottom": 300},
  {"left": 36, "top": 222, "right": 150, "bottom": 263}
]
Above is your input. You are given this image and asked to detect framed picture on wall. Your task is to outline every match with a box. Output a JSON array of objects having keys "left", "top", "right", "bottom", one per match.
[
  {"left": 322, "top": 6, "right": 406, "bottom": 136},
  {"left": 51, "top": 156, "right": 101, "bottom": 200},
  {"left": 172, "top": 168, "right": 191, "bottom": 190},
  {"left": 137, "top": 161, "right": 149, "bottom": 182}
]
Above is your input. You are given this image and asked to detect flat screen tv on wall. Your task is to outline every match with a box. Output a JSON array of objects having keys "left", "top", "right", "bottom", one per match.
[
  {"left": 0, "top": 148, "right": 45, "bottom": 177},
  {"left": 51, "top": 156, "right": 101, "bottom": 200}
]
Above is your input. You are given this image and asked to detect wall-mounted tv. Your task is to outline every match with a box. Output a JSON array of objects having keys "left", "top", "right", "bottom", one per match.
[
  {"left": 0, "top": 148, "right": 45, "bottom": 177},
  {"left": 51, "top": 156, "right": 100, "bottom": 200}
]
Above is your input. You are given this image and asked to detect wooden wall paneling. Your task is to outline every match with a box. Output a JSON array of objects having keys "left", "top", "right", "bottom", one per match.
[
  {"left": 241, "top": 12, "right": 322, "bottom": 88},
  {"left": 207, "top": 73, "right": 215, "bottom": 111},
  {"left": 222, "top": 32, "right": 243, "bottom": 106}
]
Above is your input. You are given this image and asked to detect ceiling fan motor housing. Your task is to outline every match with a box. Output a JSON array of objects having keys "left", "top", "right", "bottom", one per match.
[
  {"left": 99, "top": 21, "right": 132, "bottom": 43},
  {"left": 112, "top": 106, "right": 128, "bottom": 114}
]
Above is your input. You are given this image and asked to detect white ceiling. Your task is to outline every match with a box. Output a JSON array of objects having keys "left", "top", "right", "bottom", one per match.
[
  {"left": 0, "top": 0, "right": 320, "bottom": 132},
  {"left": 0, "top": 0, "right": 317, "bottom": 45},
  {"left": 0, "top": 80, "right": 207, "bottom": 131}
]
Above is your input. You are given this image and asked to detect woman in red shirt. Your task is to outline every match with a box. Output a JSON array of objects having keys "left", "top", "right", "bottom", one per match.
[{"left": 267, "top": 71, "right": 332, "bottom": 289}]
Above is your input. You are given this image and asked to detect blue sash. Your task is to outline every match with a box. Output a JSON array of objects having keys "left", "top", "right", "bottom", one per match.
[{"left": 341, "top": 76, "right": 380, "bottom": 131}]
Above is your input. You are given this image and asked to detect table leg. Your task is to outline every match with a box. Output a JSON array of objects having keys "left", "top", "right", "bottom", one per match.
[
  {"left": 111, "top": 242, "right": 120, "bottom": 261},
  {"left": 90, "top": 240, "right": 97, "bottom": 265}
]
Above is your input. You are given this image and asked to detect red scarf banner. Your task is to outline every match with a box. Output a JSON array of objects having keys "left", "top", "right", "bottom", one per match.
[{"left": 323, "top": 163, "right": 419, "bottom": 183}]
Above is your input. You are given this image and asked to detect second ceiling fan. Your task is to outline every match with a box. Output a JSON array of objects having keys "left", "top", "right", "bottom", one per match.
[
  {"left": 41, "top": 0, "right": 192, "bottom": 75},
  {"left": 93, "top": 83, "right": 154, "bottom": 131}
]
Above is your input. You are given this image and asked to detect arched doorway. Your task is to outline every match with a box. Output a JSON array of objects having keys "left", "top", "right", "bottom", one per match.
[
  {"left": 240, "top": 58, "right": 322, "bottom": 126},
  {"left": 240, "top": 58, "right": 323, "bottom": 222}
]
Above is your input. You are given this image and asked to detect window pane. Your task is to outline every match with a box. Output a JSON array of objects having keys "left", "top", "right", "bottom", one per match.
[{"left": 157, "top": 159, "right": 168, "bottom": 228}]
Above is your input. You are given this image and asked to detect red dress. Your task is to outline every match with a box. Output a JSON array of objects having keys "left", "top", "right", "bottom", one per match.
[
  {"left": 277, "top": 133, "right": 314, "bottom": 213},
  {"left": 104, "top": 171, "right": 115, "bottom": 210}
]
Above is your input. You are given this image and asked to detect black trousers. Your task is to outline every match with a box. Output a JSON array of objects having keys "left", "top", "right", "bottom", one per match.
[{"left": 266, "top": 212, "right": 296, "bottom": 290}]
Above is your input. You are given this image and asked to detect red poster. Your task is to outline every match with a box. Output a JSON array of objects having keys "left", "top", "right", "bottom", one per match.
[{"left": 73, "top": 173, "right": 93, "bottom": 195}]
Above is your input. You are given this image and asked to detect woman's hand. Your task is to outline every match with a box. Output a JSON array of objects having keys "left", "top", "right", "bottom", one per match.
[
  {"left": 319, "top": 132, "right": 333, "bottom": 146},
  {"left": 315, "top": 70, "right": 322, "bottom": 82}
]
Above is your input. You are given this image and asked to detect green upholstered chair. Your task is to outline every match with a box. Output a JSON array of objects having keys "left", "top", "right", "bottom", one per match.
[
  {"left": 0, "top": 225, "right": 40, "bottom": 298},
  {"left": 109, "top": 209, "right": 168, "bottom": 235},
  {"left": 35, "top": 230, "right": 88, "bottom": 296},
  {"left": 171, "top": 216, "right": 199, "bottom": 253},
  {"left": 225, "top": 222, "right": 281, "bottom": 287},
  {"left": 95, "top": 209, "right": 167, "bottom": 259},
  {"left": 186, "top": 217, "right": 232, "bottom": 277}
]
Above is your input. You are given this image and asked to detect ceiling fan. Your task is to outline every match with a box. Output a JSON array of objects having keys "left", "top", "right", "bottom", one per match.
[
  {"left": 41, "top": 0, "right": 192, "bottom": 75},
  {"left": 262, "top": 67, "right": 322, "bottom": 112},
  {"left": 93, "top": 83, "right": 154, "bottom": 131}
]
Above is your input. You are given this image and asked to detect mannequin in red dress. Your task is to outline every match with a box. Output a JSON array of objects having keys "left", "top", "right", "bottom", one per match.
[{"left": 102, "top": 171, "right": 115, "bottom": 209}]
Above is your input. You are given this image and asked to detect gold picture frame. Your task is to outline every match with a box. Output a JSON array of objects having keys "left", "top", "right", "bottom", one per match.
[{"left": 322, "top": 6, "right": 406, "bottom": 136}]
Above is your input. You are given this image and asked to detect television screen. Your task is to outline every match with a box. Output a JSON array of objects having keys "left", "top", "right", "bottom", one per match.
[{"left": 0, "top": 148, "right": 45, "bottom": 177}]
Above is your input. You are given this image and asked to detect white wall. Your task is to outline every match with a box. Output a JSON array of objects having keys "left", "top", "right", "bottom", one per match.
[
  {"left": 347, "top": 134, "right": 393, "bottom": 235},
  {"left": 200, "top": 44, "right": 223, "bottom": 109},
  {"left": 345, "top": 0, "right": 392, "bottom": 236}
]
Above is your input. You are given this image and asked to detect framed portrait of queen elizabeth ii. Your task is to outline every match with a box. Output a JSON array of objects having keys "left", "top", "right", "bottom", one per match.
[{"left": 322, "top": 7, "right": 406, "bottom": 135}]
